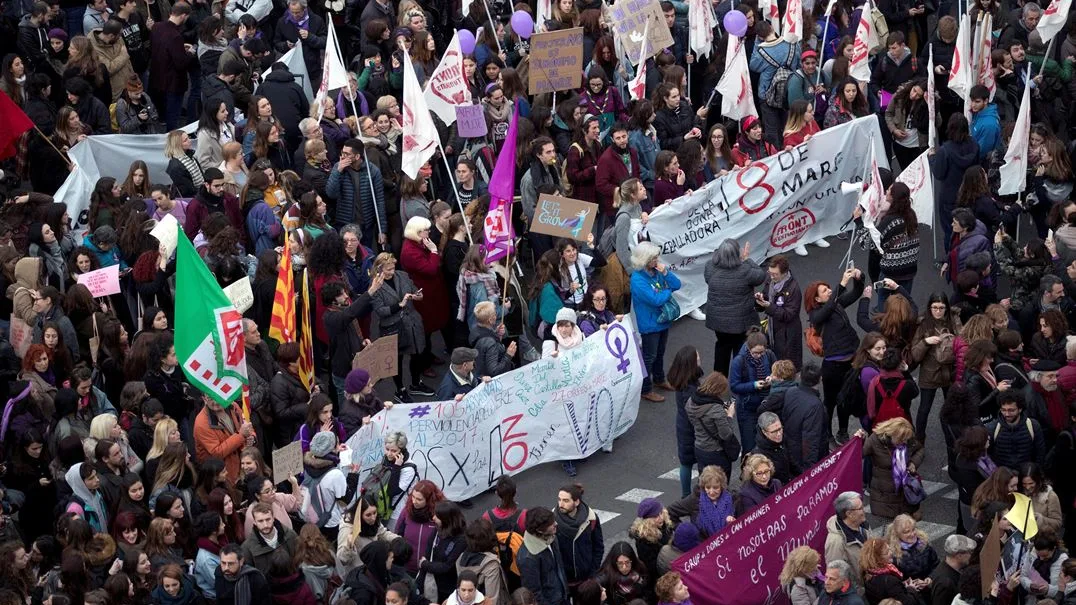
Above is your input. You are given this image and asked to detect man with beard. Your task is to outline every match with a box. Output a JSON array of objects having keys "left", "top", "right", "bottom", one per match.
[
  {"left": 184, "top": 168, "right": 245, "bottom": 242},
  {"left": 215, "top": 544, "right": 270, "bottom": 605},
  {"left": 1024, "top": 360, "right": 1067, "bottom": 441},
  {"left": 595, "top": 123, "right": 642, "bottom": 240},
  {"left": 517, "top": 507, "right": 570, "bottom": 605},
  {"left": 241, "top": 503, "right": 299, "bottom": 573},
  {"left": 91, "top": 439, "right": 137, "bottom": 513},
  {"left": 552, "top": 484, "right": 603, "bottom": 596}
]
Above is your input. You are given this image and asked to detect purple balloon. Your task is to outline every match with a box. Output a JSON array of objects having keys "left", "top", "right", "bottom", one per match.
[
  {"left": 458, "top": 29, "right": 476, "bottom": 54},
  {"left": 511, "top": 10, "right": 534, "bottom": 39},
  {"left": 723, "top": 9, "right": 748, "bottom": 37}
]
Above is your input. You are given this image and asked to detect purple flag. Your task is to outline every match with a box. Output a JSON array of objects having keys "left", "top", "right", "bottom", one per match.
[{"left": 483, "top": 106, "right": 519, "bottom": 263}]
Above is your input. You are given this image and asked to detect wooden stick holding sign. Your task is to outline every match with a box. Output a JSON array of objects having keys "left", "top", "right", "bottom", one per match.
[
  {"left": 529, "top": 194, "right": 598, "bottom": 242},
  {"left": 352, "top": 334, "right": 399, "bottom": 384}
]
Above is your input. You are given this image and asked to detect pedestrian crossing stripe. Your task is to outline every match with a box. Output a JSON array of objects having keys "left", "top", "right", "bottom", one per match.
[
  {"left": 659, "top": 468, "right": 697, "bottom": 481},
  {"left": 616, "top": 488, "right": 664, "bottom": 504},
  {"left": 593, "top": 509, "right": 621, "bottom": 525}
]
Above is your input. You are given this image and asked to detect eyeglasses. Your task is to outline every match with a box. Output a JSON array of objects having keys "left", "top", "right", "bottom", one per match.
[
  {"left": 752, "top": 469, "right": 772, "bottom": 477},
  {"left": 592, "top": 296, "right": 607, "bottom": 302},
  {"left": 260, "top": 486, "right": 275, "bottom": 495}
]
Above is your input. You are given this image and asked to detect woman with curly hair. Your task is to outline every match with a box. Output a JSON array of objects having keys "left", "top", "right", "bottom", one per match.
[
  {"left": 778, "top": 547, "right": 822, "bottom": 604},
  {"left": 859, "top": 537, "right": 923, "bottom": 603},
  {"left": 628, "top": 498, "right": 672, "bottom": 587},
  {"left": 1029, "top": 309, "right": 1068, "bottom": 365}
]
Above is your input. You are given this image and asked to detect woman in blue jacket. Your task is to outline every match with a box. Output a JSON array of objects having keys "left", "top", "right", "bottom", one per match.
[
  {"left": 630, "top": 241, "right": 682, "bottom": 403},
  {"left": 729, "top": 328, "right": 777, "bottom": 452},
  {"left": 240, "top": 171, "right": 282, "bottom": 255}
]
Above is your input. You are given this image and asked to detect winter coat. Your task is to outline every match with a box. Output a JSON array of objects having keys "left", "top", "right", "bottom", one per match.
[
  {"left": 325, "top": 162, "right": 387, "bottom": 233},
  {"left": 400, "top": 239, "right": 449, "bottom": 335},
  {"left": 749, "top": 37, "right": 799, "bottom": 101},
  {"left": 654, "top": 101, "right": 699, "bottom": 151},
  {"left": 630, "top": 268, "right": 681, "bottom": 334},
  {"left": 148, "top": 20, "right": 192, "bottom": 94},
  {"left": 685, "top": 391, "right": 740, "bottom": 460},
  {"left": 6, "top": 257, "right": 40, "bottom": 325},
  {"left": 864, "top": 432, "right": 924, "bottom": 519},
  {"left": 1030, "top": 486, "right": 1065, "bottom": 537},
  {"left": 553, "top": 503, "right": 604, "bottom": 584},
  {"left": 143, "top": 365, "right": 193, "bottom": 423},
  {"left": 565, "top": 141, "right": 602, "bottom": 204},
  {"left": 779, "top": 385, "right": 828, "bottom": 468},
  {"left": 193, "top": 405, "right": 246, "bottom": 483},
  {"left": 703, "top": 257, "right": 766, "bottom": 334},
  {"left": 817, "top": 585, "right": 866, "bottom": 605},
  {"left": 167, "top": 153, "right": 205, "bottom": 198},
  {"left": 759, "top": 274, "right": 803, "bottom": 367},
  {"left": 909, "top": 317, "right": 961, "bottom": 389},
  {"left": 675, "top": 380, "right": 699, "bottom": 466},
  {"left": 394, "top": 509, "right": 436, "bottom": 575},
  {"left": 894, "top": 539, "right": 939, "bottom": 580},
  {"left": 470, "top": 325, "right": 514, "bottom": 378},
  {"left": 269, "top": 571, "right": 317, "bottom": 605},
  {"left": 457, "top": 551, "right": 508, "bottom": 605},
  {"left": 595, "top": 145, "right": 641, "bottom": 215},
  {"left": 242, "top": 192, "right": 282, "bottom": 255},
  {"left": 88, "top": 30, "right": 134, "bottom": 102},
  {"left": 808, "top": 279, "right": 865, "bottom": 358},
  {"left": 864, "top": 568, "right": 920, "bottom": 605},
  {"left": 272, "top": 10, "right": 326, "bottom": 78},
  {"left": 269, "top": 370, "right": 307, "bottom": 448},
  {"left": 824, "top": 515, "right": 867, "bottom": 580},
  {"left": 240, "top": 522, "right": 299, "bottom": 574},
  {"left": 987, "top": 412, "right": 1046, "bottom": 470},
  {"left": 930, "top": 139, "right": 981, "bottom": 213},
  {"left": 751, "top": 431, "right": 800, "bottom": 483},
  {"left": 324, "top": 291, "right": 373, "bottom": 379},
  {"left": 417, "top": 532, "right": 467, "bottom": 602},
  {"left": 258, "top": 67, "right": 309, "bottom": 151},
  {"left": 371, "top": 272, "right": 425, "bottom": 355},
  {"left": 115, "top": 95, "right": 162, "bottom": 134},
  {"left": 737, "top": 478, "right": 781, "bottom": 514},
  {"left": 17, "top": 15, "right": 49, "bottom": 74},
  {"left": 517, "top": 531, "right": 569, "bottom": 605},
  {"left": 730, "top": 345, "right": 777, "bottom": 413}
]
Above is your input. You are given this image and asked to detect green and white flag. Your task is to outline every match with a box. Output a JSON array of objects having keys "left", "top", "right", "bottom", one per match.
[{"left": 175, "top": 233, "right": 247, "bottom": 407}]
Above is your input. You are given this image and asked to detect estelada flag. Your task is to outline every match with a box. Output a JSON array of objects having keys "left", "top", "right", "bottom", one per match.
[
  {"left": 269, "top": 243, "right": 295, "bottom": 343},
  {"left": 0, "top": 91, "right": 33, "bottom": 160}
]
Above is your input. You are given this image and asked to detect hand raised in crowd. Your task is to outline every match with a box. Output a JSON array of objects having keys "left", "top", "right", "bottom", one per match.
[{"left": 368, "top": 271, "right": 385, "bottom": 296}]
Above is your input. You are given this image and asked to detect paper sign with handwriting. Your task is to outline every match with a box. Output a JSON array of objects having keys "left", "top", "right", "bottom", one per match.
[
  {"left": 609, "top": 0, "right": 672, "bottom": 64},
  {"left": 150, "top": 214, "right": 180, "bottom": 260},
  {"left": 77, "top": 265, "right": 121, "bottom": 297},
  {"left": 528, "top": 28, "right": 585, "bottom": 95},
  {"left": 223, "top": 278, "right": 254, "bottom": 313},
  {"left": 455, "top": 104, "right": 488, "bottom": 138},
  {"left": 530, "top": 194, "right": 597, "bottom": 241},
  {"left": 272, "top": 441, "right": 304, "bottom": 485},
  {"left": 352, "top": 334, "right": 399, "bottom": 384}
]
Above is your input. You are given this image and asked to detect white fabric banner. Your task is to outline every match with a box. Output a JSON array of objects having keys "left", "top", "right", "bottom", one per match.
[
  {"left": 54, "top": 46, "right": 313, "bottom": 232},
  {"left": 896, "top": 150, "right": 935, "bottom": 228},
  {"left": 641, "top": 117, "right": 887, "bottom": 314},
  {"left": 344, "top": 319, "right": 644, "bottom": 500}
]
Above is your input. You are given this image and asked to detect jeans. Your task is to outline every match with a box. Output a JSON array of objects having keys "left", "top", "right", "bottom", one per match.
[
  {"left": 332, "top": 374, "right": 346, "bottom": 409},
  {"left": 679, "top": 464, "right": 694, "bottom": 498},
  {"left": 155, "top": 90, "right": 186, "bottom": 131},
  {"left": 713, "top": 330, "right": 746, "bottom": 375},
  {"left": 738, "top": 407, "right": 759, "bottom": 453},
  {"left": 64, "top": 6, "right": 84, "bottom": 35},
  {"left": 915, "top": 386, "right": 947, "bottom": 441},
  {"left": 821, "top": 359, "right": 853, "bottom": 436},
  {"left": 187, "top": 67, "right": 202, "bottom": 126},
  {"left": 640, "top": 329, "right": 669, "bottom": 394}
]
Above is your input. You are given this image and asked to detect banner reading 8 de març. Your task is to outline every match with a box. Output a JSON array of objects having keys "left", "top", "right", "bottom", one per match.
[
  {"left": 344, "top": 318, "right": 644, "bottom": 500},
  {"left": 642, "top": 116, "right": 889, "bottom": 316}
]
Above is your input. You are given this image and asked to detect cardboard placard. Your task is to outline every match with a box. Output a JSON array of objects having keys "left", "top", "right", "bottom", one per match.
[
  {"left": 77, "top": 265, "right": 122, "bottom": 297},
  {"left": 150, "top": 214, "right": 180, "bottom": 260},
  {"left": 609, "top": 0, "right": 673, "bottom": 64},
  {"left": 9, "top": 314, "right": 31, "bottom": 358},
  {"left": 271, "top": 441, "right": 303, "bottom": 485},
  {"left": 528, "top": 27, "right": 585, "bottom": 95},
  {"left": 981, "top": 516, "right": 1002, "bottom": 597},
  {"left": 352, "top": 334, "right": 399, "bottom": 384},
  {"left": 529, "top": 194, "right": 598, "bottom": 241},
  {"left": 455, "top": 104, "right": 488, "bottom": 138},
  {"left": 223, "top": 278, "right": 254, "bottom": 314}
]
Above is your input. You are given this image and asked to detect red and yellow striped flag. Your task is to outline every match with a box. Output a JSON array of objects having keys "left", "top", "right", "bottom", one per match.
[
  {"left": 268, "top": 244, "right": 295, "bottom": 344},
  {"left": 298, "top": 268, "right": 315, "bottom": 391}
]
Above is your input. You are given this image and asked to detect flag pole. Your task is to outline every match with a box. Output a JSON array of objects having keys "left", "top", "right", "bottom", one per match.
[
  {"left": 435, "top": 137, "right": 474, "bottom": 244},
  {"left": 480, "top": 0, "right": 504, "bottom": 56},
  {"left": 1037, "top": 37, "right": 1056, "bottom": 78},
  {"left": 814, "top": 0, "right": 835, "bottom": 87},
  {"left": 35, "top": 126, "right": 72, "bottom": 169}
]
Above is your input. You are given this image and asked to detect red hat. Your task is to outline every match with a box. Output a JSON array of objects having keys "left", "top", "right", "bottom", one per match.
[{"left": 741, "top": 115, "right": 760, "bottom": 131}]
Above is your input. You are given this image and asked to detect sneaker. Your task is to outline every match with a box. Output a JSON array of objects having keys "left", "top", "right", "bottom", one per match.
[
  {"left": 689, "top": 308, "right": 707, "bottom": 321},
  {"left": 562, "top": 461, "right": 578, "bottom": 476},
  {"left": 410, "top": 383, "right": 436, "bottom": 397},
  {"left": 794, "top": 244, "right": 808, "bottom": 256},
  {"left": 835, "top": 431, "right": 850, "bottom": 444},
  {"left": 602, "top": 442, "right": 614, "bottom": 453},
  {"left": 394, "top": 389, "right": 414, "bottom": 404},
  {"left": 813, "top": 238, "right": 831, "bottom": 248}
]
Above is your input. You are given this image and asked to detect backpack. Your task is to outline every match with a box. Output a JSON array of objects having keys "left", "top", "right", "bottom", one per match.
[
  {"left": 932, "top": 332, "right": 955, "bottom": 365},
  {"left": 560, "top": 143, "right": 582, "bottom": 196},
  {"left": 837, "top": 366, "right": 867, "bottom": 417},
  {"left": 870, "top": 5, "right": 889, "bottom": 52},
  {"left": 486, "top": 509, "right": 524, "bottom": 581},
  {"left": 993, "top": 417, "right": 1035, "bottom": 442},
  {"left": 759, "top": 45, "right": 795, "bottom": 109},
  {"left": 360, "top": 461, "right": 417, "bottom": 522},
  {"left": 302, "top": 472, "right": 335, "bottom": 527},
  {"left": 597, "top": 208, "right": 632, "bottom": 259},
  {"left": 869, "top": 376, "right": 907, "bottom": 426}
]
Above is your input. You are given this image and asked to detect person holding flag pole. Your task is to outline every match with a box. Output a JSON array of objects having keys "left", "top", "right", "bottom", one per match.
[{"left": 1033, "top": 0, "right": 1071, "bottom": 77}]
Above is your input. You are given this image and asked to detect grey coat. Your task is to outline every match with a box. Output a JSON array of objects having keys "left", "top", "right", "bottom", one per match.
[
  {"left": 703, "top": 257, "right": 766, "bottom": 334},
  {"left": 371, "top": 271, "right": 426, "bottom": 355}
]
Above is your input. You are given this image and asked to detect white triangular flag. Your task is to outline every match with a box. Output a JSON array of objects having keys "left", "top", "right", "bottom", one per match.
[
  {"left": 315, "top": 20, "right": 350, "bottom": 120},
  {"left": 896, "top": 150, "right": 935, "bottom": 227},
  {"left": 688, "top": 0, "right": 715, "bottom": 59},
  {"left": 999, "top": 67, "right": 1031, "bottom": 196},
  {"left": 423, "top": 31, "right": 471, "bottom": 125},
  {"left": 783, "top": 0, "right": 803, "bottom": 43},
  {"left": 849, "top": 0, "right": 878, "bottom": 82},
  {"left": 1036, "top": 0, "right": 1072, "bottom": 44},
  {"left": 401, "top": 51, "right": 438, "bottom": 180},
  {"left": 948, "top": 13, "right": 973, "bottom": 99},
  {"left": 717, "top": 35, "right": 758, "bottom": 120},
  {"left": 628, "top": 18, "right": 650, "bottom": 101}
]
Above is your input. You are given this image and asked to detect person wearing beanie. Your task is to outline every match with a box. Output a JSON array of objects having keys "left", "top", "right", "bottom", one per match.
[
  {"left": 786, "top": 49, "right": 826, "bottom": 107},
  {"left": 436, "top": 347, "right": 482, "bottom": 402},
  {"left": 337, "top": 366, "right": 391, "bottom": 438},
  {"left": 114, "top": 73, "right": 163, "bottom": 134},
  {"left": 542, "top": 308, "right": 584, "bottom": 358},
  {"left": 629, "top": 498, "right": 673, "bottom": 584},
  {"left": 298, "top": 429, "right": 359, "bottom": 537},
  {"left": 731, "top": 115, "right": 778, "bottom": 167},
  {"left": 657, "top": 522, "right": 701, "bottom": 575}
]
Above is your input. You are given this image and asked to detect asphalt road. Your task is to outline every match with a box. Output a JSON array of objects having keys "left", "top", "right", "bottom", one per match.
[{"left": 379, "top": 223, "right": 968, "bottom": 555}]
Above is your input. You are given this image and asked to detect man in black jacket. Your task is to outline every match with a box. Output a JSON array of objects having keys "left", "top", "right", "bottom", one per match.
[
  {"left": 751, "top": 412, "right": 801, "bottom": 483},
  {"left": 259, "top": 62, "right": 310, "bottom": 156},
  {"left": 987, "top": 392, "right": 1046, "bottom": 470},
  {"left": 127, "top": 398, "right": 163, "bottom": 461},
  {"left": 778, "top": 363, "right": 828, "bottom": 469},
  {"left": 470, "top": 301, "right": 516, "bottom": 379},
  {"left": 323, "top": 273, "right": 382, "bottom": 404},
  {"left": 929, "top": 535, "right": 975, "bottom": 605},
  {"left": 436, "top": 347, "right": 482, "bottom": 401},
  {"left": 216, "top": 544, "right": 270, "bottom": 605},
  {"left": 16, "top": 2, "right": 50, "bottom": 75}
]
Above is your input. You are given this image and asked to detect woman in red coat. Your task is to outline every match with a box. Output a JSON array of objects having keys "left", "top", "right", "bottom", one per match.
[
  {"left": 782, "top": 100, "right": 821, "bottom": 149},
  {"left": 400, "top": 215, "right": 450, "bottom": 369},
  {"left": 565, "top": 115, "right": 603, "bottom": 205}
]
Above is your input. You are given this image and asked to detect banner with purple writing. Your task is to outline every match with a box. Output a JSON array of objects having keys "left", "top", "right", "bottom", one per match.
[{"left": 674, "top": 438, "right": 863, "bottom": 605}]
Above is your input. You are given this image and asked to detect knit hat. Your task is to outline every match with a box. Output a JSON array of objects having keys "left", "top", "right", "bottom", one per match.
[
  {"left": 451, "top": 347, "right": 478, "bottom": 365},
  {"left": 636, "top": 497, "right": 663, "bottom": 519},
  {"left": 310, "top": 430, "right": 338, "bottom": 458},
  {"left": 93, "top": 225, "right": 117, "bottom": 245},
  {"left": 345, "top": 368, "right": 370, "bottom": 395},
  {"left": 672, "top": 522, "right": 701, "bottom": 551},
  {"left": 943, "top": 534, "right": 977, "bottom": 556},
  {"left": 741, "top": 115, "right": 761, "bottom": 132},
  {"left": 48, "top": 28, "right": 67, "bottom": 41},
  {"left": 555, "top": 308, "right": 577, "bottom": 325},
  {"left": 393, "top": 27, "right": 413, "bottom": 41},
  {"left": 125, "top": 74, "right": 143, "bottom": 95}
]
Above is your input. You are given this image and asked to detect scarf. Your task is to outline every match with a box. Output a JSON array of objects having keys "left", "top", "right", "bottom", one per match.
[
  {"left": 979, "top": 366, "right": 998, "bottom": 388},
  {"left": 196, "top": 536, "right": 227, "bottom": 555},
  {"left": 697, "top": 490, "right": 734, "bottom": 536},
  {"left": 977, "top": 454, "right": 997, "bottom": 478},
  {"left": 553, "top": 325, "right": 584, "bottom": 350},
  {"left": 457, "top": 270, "right": 501, "bottom": 321},
  {"left": 337, "top": 89, "right": 369, "bottom": 117},
  {"left": 359, "top": 134, "right": 396, "bottom": 156},
  {"left": 748, "top": 353, "right": 766, "bottom": 382},
  {"left": 178, "top": 151, "right": 205, "bottom": 189},
  {"left": 35, "top": 240, "right": 65, "bottom": 287},
  {"left": 768, "top": 274, "right": 790, "bottom": 302},
  {"left": 283, "top": 9, "right": 309, "bottom": 28},
  {"left": 868, "top": 563, "right": 903, "bottom": 579},
  {"left": 891, "top": 443, "right": 908, "bottom": 494}
]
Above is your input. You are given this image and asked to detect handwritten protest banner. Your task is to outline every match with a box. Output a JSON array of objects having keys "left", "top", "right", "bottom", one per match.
[
  {"left": 9, "top": 314, "right": 31, "bottom": 358},
  {"left": 352, "top": 334, "right": 399, "bottom": 384},
  {"left": 609, "top": 0, "right": 672, "bottom": 64},
  {"left": 674, "top": 439, "right": 863, "bottom": 605},
  {"left": 455, "top": 105, "right": 488, "bottom": 138},
  {"left": 223, "top": 278, "right": 254, "bottom": 313},
  {"left": 150, "top": 214, "right": 180, "bottom": 260},
  {"left": 272, "top": 441, "right": 304, "bottom": 485},
  {"left": 346, "top": 318, "right": 644, "bottom": 500},
  {"left": 528, "top": 28, "right": 585, "bottom": 95},
  {"left": 641, "top": 116, "right": 887, "bottom": 316},
  {"left": 530, "top": 194, "right": 598, "bottom": 241},
  {"left": 77, "top": 265, "right": 121, "bottom": 297}
]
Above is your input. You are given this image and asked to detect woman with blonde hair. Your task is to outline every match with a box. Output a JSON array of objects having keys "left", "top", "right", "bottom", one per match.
[
  {"left": 864, "top": 418, "right": 923, "bottom": 520},
  {"left": 218, "top": 141, "right": 247, "bottom": 197},
  {"left": 85, "top": 414, "right": 143, "bottom": 475},
  {"left": 150, "top": 442, "right": 197, "bottom": 507},
  {"left": 369, "top": 252, "right": 432, "bottom": 402},
  {"left": 778, "top": 546, "right": 822, "bottom": 605},
  {"left": 163, "top": 130, "right": 205, "bottom": 197},
  {"left": 142, "top": 417, "right": 180, "bottom": 483},
  {"left": 859, "top": 537, "right": 925, "bottom": 602},
  {"left": 630, "top": 241, "right": 681, "bottom": 401},
  {"left": 782, "top": 99, "right": 820, "bottom": 149},
  {"left": 737, "top": 454, "right": 781, "bottom": 515},
  {"left": 599, "top": 177, "right": 647, "bottom": 312},
  {"left": 884, "top": 514, "right": 939, "bottom": 583},
  {"left": 400, "top": 216, "right": 448, "bottom": 381},
  {"left": 628, "top": 497, "right": 672, "bottom": 584},
  {"left": 667, "top": 464, "right": 734, "bottom": 538}
]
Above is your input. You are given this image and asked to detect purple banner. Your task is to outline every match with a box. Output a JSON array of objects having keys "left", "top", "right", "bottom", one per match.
[{"left": 674, "top": 438, "right": 863, "bottom": 605}]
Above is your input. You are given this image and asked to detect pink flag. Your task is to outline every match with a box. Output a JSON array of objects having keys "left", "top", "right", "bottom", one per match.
[
  {"left": 401, "top": 50, "right": 438, "bottom": 180},
  {"left": 783, "top": 0, "right": 803, "bottom": 43},
  {"left": 484, "top": 107, "right": 519, "bottom": 263}
]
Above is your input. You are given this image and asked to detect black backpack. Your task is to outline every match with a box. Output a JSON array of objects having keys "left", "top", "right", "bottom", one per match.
[
  {"left": 485, "top": 509, "right": 524, "bottom": 588},
  {"left": 837, "top": 366, "right": 867, "bottom": 417}
]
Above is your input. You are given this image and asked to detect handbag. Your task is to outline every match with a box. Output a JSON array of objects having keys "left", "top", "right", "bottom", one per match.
[
  {"left": 805, "top": 326, "right": 823, "bottom": 356},
  {"left": 902, "top": 472, "right": 926, "bottom": 505},
  {"left": 658, "top": 298, "right": 681, "bottom": 324}
]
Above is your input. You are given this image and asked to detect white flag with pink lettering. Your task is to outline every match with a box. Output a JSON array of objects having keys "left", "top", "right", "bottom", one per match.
[
  {"left": 849, "top": 0, "right": 878, "bottom": 82},
  {"left": 717, "top": 35, "right": 757, "bottom": 120}
]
